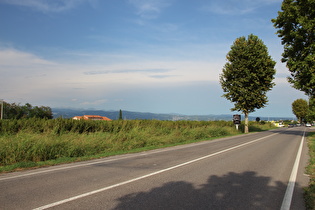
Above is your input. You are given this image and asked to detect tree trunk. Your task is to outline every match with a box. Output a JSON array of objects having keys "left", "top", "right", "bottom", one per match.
[{"left": 244, "top": 112, "right": 249, "bottom": 133}]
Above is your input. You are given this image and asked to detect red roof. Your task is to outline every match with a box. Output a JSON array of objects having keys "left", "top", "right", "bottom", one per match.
[{"left": 72, "top": 115, "right": 112, "bottom": 121}]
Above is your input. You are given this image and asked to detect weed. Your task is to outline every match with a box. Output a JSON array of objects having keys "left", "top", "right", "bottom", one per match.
[
  {"left": 0, "top": 119, "right": 276, "bottom": 172},
  {"left": 305, "top": 132, "right": 315, "bottom": 209}
]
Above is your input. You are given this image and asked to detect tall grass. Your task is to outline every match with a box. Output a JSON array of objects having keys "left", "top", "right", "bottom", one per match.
[
  {"left": 305, "top": 132, "right": 315, "bottom": 209},
  {"left": 0, "top": 119, "right": 275, "bottom": 171}
]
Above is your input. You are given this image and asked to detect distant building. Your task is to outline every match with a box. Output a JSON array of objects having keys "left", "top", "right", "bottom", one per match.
[{"left": 72, "top": 115, "right": 112, "bottom": 121}]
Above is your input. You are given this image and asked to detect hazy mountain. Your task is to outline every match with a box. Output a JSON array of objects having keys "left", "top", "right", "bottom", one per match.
[{"left": 52, "top": 108, "right": 293, "bottom": 122}]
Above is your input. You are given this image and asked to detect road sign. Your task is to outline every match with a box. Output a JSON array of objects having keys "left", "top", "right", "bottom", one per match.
[{"left": 233, "top": 114, "right": 241, "bottom": 124}]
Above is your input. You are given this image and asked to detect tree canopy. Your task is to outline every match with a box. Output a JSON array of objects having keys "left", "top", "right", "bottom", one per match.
[
  {"left": 272, "top": 0, "right": 315, "bottom": 96},
  {"left": 2, "top": 102, "right": 53, "bottom": 119},
  {"left": 306, "top": 97, "right": 315, "bottom": 122},
  {"left": 292, "top": 98, "right": 309, "bottom": 122},
  {"left": 119, "top": 109, "right": 123, "bottom": 120},
  {"left": 220, "top": 34, "right": 276, "bottom": 133}
]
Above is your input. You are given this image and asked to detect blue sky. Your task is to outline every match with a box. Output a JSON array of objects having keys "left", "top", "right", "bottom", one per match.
[{"left": 0, "top": 0, "right": 308, "bottom": 118}]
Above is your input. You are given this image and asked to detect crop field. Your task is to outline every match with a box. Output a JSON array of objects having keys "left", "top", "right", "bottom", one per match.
[{"left": 0, "top": 118, "right": 276, "bottom": 172}]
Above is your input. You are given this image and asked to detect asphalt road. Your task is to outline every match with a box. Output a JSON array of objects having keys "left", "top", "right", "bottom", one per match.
[{"left": 0, "top": 127, "right": 310, "bottom": 210}]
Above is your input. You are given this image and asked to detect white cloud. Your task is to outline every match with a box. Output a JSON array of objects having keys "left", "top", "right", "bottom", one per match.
[
  {"left": 0, "top": 48, "right": 219, "bottom": 106},
  {"left": 83, "top": 68, "right": 171, "bottom": 75},
  {"left": 0, "top": 47, "right": 306, "bottom": 115},
  {"left": 202, "top": 0, "right": 281, "bottom": 15},
  {"left": 0, "top": 48, "right": 54, "bottom": 66},
  {"left": 80, "top": 99, "right": 108, "bottom": 106},
  {"left": 0, "top": 0, "right": 96, "bottom": 13},
  {"left": 128, "top": 0, "right": 171, "bottom": 19}
]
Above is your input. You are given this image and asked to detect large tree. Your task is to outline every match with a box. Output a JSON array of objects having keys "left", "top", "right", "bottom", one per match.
[
  {"left": 2, "top": 101, "right": 53, "bottom": 119},
  {"left": 272, "top": 0, "right": 315, "bottom": 96},
  {"left": 292, "top": 98, "right": 308, "bottom": 122},
  {"left": 306, "top": 97, "right": 315, "bottom": 122},
  {"left": 220, "top": 34, "right": 276, "bottom": 133}
]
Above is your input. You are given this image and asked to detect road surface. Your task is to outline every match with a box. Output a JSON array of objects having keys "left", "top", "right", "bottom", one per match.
[{"left": 0, "top": 127, "right": 310, "bottom": 209}]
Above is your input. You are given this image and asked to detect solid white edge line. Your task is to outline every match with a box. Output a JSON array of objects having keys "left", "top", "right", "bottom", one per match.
[
  {"left": 280, "top": 130, "right": 305, "bottom": 210},
  {"left": 33, "top": 132, "right": 278, "bottom": 210}
]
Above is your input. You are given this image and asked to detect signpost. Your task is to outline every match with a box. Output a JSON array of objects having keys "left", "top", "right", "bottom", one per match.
[{"left": 233, "top": 114, "right": 241, "bottom": 130}]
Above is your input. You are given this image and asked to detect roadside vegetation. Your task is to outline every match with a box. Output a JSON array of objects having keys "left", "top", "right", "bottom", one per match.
[
  {"left": 0, "top": 118, "right": 276, "bottom": 173},
  {"left": 1, "top": 101, "right": 53, "bottom": 119},
  {"left": 220, "top": 34, "right": 276, "bottom": 133},
  {"left": 305, "top": 132, "right": 315, "bottom": 210}
]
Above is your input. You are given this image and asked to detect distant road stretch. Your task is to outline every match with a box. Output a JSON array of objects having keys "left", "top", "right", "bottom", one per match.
[{"left": 0, "top": 127, "right": 310, "bottom": 210}]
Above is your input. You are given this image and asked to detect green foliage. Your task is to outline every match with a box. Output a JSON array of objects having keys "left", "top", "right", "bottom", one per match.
[
  {"left": 307, "top": 97, "right": 315, "bottom": 122},
  {"left": 305, "top": 132, "right": 315, "bottom": 210},
  {"left": 220, "top": 34, "right": 276, "bottom": 113},
  {"left": 220, "top": 34, "right": 276, "bottom": 132},
  {"left": 292, "top": 98, "right": 309, "bottom": 122},
  {"left": 119, "top": 109, "right": 123, "bottom": 120},
  {"left": 272, "top": 0, "right": 315, "bottom": 96},
  {"left": 2, "top": 101, "right": 53, "bottom": 119},
  {"left": 0, "top": 119, "right": 243, "bottom": 168},
  {"left": 0, "top": 119, "right": 277, "bottom": 172}
]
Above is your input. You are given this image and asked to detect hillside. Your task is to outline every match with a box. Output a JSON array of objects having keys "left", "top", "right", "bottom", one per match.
[{"left": 52, "top": 108, "right": 293, "bottom": 121}]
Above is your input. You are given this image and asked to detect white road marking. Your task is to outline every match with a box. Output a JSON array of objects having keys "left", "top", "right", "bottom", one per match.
[
  {"left": 33, "top": 132, "right": 279, "bottom": 210},
  {"left": 280, "top": 130, "right": 305, "bottom": 210},
  {"left": 0, "top": 154, "right": 137, "bottom": 181}
]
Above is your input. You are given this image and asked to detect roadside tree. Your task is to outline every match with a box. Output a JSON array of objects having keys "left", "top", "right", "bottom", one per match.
[
  {"left": 272, "top": 0, "right": 315, "bottom": 96},
  {"left": 220, "top": 34, "right": 276, "bottom": 133},
  {"left": 306, "top": 97, "right": 315, "bottom": 122},
  {"left": 292, "top": 98, "right": 309, "bottom": 123}
]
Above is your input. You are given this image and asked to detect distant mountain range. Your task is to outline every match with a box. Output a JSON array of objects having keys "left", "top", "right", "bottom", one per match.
[{"left": 52, "top": 108, "right": 293, "bottom": 122}]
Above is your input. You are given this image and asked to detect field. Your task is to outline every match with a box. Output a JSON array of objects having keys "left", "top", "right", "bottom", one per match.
[{"left": 0, "top": 118, "right": 276, "bottom": 173}]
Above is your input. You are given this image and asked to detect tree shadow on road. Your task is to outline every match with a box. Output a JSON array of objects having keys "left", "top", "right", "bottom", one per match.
[{"left": 113, "top": 171, "right": 288, "bottom": 210}]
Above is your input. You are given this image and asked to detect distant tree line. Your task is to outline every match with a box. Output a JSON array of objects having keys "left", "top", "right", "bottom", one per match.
[{"left": 1, "top": 101, "right": 53, "bottom": 119}]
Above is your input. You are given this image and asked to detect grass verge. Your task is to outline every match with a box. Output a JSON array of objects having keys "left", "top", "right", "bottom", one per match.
[
  {"left": 0, "top": 134, "right": 234, "bottom": 173},
  {"left": 0, "top": 119, "right": 276, "bottom": 173},
  {"left": 305, "top": 132, "right": 315, "bottom": 209}
]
